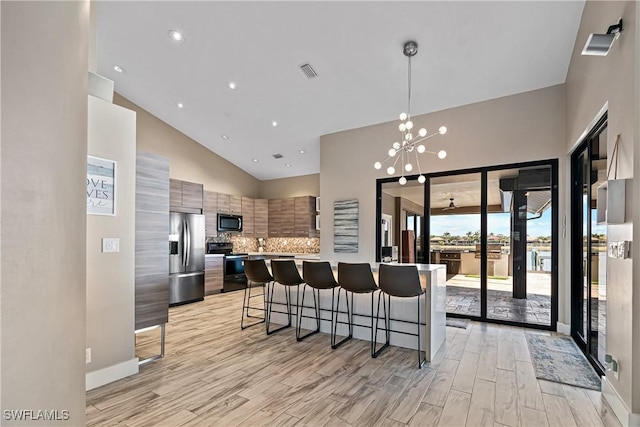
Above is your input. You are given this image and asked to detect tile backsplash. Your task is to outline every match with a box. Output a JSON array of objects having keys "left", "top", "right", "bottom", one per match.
[{"left": 230, "top": 236, "right": 320, "bottom": 254}]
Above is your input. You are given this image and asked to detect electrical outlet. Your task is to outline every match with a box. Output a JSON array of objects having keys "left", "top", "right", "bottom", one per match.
[
  {"left": 86, "top": 348, "right": 91, "bottom": 364},
  {"left": 102, "top": 237, "right": 120, "bottom": 253}
]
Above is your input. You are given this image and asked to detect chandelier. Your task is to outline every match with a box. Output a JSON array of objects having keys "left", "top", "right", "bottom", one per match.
[{"left": 374, "top": 41, "right": 447, "bottom": 185}]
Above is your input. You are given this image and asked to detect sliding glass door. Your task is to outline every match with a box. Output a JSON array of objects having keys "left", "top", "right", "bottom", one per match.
[
  {"left": 427, "top": 161, "right": 557, "bottom": 329},
  {"left": 571, "top": 117, "right": 607, "bottom": 373},
  {"left": 376, "top": 160, "right": 558, "bottom": 329}
]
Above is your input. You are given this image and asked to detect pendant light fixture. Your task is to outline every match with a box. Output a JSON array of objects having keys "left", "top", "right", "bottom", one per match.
[{"left": 374, "top": 41, "right": 448, "bottom": 185}]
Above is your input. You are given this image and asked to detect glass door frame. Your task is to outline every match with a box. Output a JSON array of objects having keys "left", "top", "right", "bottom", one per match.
[
  {"left": 570, "top": 113, "right": 607, "bottom": 375},
  {"left": 376, "top": 158, "right": 558, "bottom": 331}
]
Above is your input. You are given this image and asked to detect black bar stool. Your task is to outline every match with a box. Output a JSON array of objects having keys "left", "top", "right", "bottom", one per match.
[
  {"left": 267, "top": 259, "right": 304, "bottom": 335},
  {"left": 241, "top": 259, "right": 272, "bottom": 330},
  {"left": 298, "top": 261, "right": 339, "bottom": 341},
  {"left": 334, "top": 262, "right": 379, "bottom": 352},
  {"left": 373, "top": 264, "right": 426, "bottom": 368}
]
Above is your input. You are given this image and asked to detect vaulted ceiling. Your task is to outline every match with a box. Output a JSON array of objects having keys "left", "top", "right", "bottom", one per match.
[{"left": 97, "top": 1, "right": 584, "bottom": 180}]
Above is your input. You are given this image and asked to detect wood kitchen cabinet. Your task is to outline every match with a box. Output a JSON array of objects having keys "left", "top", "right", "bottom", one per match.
[
  {"left": 268, "top": 198, "right": 282, "bottom": 237},
  {"left": 169, "top": 178, "right": 203, "bottom": 213},
  {"left": 294, "top": 196, "right": 318, "bottom": 237},
  {"left": 203, "top": 190, "right": 218, "bottom": 237},
  {"left": 230, "top": 195, "right": 242, "bottom": 215},
  {"left": 281, "top": 198, "right": 295, "bottom": 236},
  {"left": 254, "top": 199, "right": 268, "bottom": 237},
  {"left": 204, "top": 256, "right": 224, "bottom": 295},
  {"left": 241, "top": 197, "right": 255, "bottom": 237},
  {"left": 217, "top": 193, "right": 230, "bottom": 214},
  {"left": 136, "top": 152, "right": 170, "bottom": 330}
]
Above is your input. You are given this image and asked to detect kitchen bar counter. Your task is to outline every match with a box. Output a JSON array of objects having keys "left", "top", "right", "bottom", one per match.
[
  {"left": 267, "top": 261, "right": 446, "bottom": 361},
  {"left": 204, "top": 253, "right": 225, "bottom": 257}
]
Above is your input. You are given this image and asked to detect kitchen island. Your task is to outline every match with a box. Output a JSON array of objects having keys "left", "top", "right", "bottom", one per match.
[{"left": 267, "top": 261, "right": 446, "bottom": 361}]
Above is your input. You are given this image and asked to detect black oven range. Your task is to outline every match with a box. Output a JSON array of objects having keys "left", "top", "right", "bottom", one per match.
[{"left": 207, "top": 242, "right": 248, "bottom": 292}]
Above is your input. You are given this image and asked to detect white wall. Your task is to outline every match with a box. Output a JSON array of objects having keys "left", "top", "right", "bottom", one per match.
[
  {"left": 565, "top": 0, "right": 638, "bottom": 416},
  {"left": 86, "top": 96, "right": 138, "bottom": 387},
  {"left": 320, "top": 85, "right": 567, "bottom": 318},
  {"left": 1, "top": 1, "right": 89, "bottom": 424}
]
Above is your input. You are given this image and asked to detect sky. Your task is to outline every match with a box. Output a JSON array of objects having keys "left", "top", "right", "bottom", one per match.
[{"left": 430, "top": 209, "right": 552, "bottom": 238}]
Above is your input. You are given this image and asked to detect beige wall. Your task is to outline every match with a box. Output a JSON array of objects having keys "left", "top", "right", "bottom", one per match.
[
  {"left": 565, "top": 0, "right": 638, "bottom": 414},
  {"left": 320, "top": 85, "right": 566, "bottom": 313},
  {"left": 1, "top": 1, "right": 89, "bottom": 424},
  {"left": 258, "top": 173, "right": 319, "bottom": 199},
  {"left": 86, "top": 96, "right": 137, "bottom": 378},
  {"left": 114, "top": 93, "right": 261, "bottom": 198}
]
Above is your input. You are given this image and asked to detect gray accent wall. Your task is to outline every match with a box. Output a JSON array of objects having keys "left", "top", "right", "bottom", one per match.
[{"left": 1, "top": 1, "right": 89, "bottom": 423}]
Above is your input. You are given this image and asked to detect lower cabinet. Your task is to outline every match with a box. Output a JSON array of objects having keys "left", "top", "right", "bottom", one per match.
[{"left": 204, "top": 256, "right": 224, "bottom": 295}]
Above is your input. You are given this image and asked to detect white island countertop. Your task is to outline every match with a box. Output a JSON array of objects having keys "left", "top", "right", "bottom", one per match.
[
  {"left": 248, "top": 252, "right": 320, "bottom": 260},
  {"left": 267, "top": 261, "right": 446, "bottom": 361}
]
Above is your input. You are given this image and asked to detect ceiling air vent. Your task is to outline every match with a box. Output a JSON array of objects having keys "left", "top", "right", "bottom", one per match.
[
  {"left": 299, "top": 63, "right": 318, "bottom": 79},
  {"left": 272, "top": 153, "right": 284, "bottom": 159}
]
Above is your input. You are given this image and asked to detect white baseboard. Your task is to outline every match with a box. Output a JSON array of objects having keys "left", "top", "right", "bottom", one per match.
[
  {"left": 86, "top": 358, "right": 139, "bottom": 391},
  {"left": 556, "top": 322, "right": 570, "bottom": 335},
  {"left": 602, "top": 376, "right": 640, "bottom": 427}
]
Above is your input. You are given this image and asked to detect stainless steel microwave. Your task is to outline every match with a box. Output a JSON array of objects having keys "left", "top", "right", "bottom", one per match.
[{"left": 217, "top": 214, "right": 243, "bottom": 232}]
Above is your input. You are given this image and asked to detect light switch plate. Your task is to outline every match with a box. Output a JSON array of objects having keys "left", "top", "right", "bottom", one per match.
[
  {"left": 102, "top": 237, "right": 120, "bottom": 253},
  {"left": 608, "top": 242, "right": 619, "bottom": 258}
]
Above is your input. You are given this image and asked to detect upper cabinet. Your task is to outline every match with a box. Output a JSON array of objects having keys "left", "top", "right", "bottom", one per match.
[
  {"left": 281, "top": 198, "right": 295, "bottom": 236},
  {"left": 267, "top": 197, "right": 317, "bottom": 238},
  {"left": 295, "top": 196, "right": 318, "bottom": 238},
  {"left": 241, "top": 197, "right": 255, "bottom": 237},
  {"left": 217, "top": 193, "right": 230, "bottom": 214},
  {"left": 230, "top": 196, "right": 242, "bottom": 215},
  {"left": 268, "top": 199, "right": 282, "bottom": 237},
  {"left": 199, "top": 189, "right": 315, "bottom": 239},
  {"left": 254, "top": 199, "right": 268, "bottom": 238},
  {"left": 169, "top": 179, "right": 203, "bottom": 213},
  {"left": 203, "top": 190, "right": 218, "bottom": 237}
]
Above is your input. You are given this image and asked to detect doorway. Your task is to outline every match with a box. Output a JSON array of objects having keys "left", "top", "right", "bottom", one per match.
[
  {"left": 571, "top": 115, "right": 607, "bottom": 374},
  {"left": 376, "top": 159, "right": 558, "bottom": 329}
]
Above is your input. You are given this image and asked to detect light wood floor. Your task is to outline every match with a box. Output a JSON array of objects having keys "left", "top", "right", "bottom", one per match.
[{"left": 86, "top": 290, "right": 621, "bottom": 427}]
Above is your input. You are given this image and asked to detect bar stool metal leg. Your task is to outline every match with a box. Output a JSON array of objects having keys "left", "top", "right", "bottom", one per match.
[
  {"left": 416, "top": 296, "right": 426, "bottom": 368},
  {"left": 241, "top": 280, "right": 266, "bottom": 330},
  {"left": 372, "top": 291, "right": 389, "bottom": 358},
  {"left": 266, "top": 281, "right": 292, "bottom": 335},
  {"left": 296, "top": 284, "right": 320, "bottom": 341},
  {"left": 331, "top": 287, "right": 351, "bottom": 349}
]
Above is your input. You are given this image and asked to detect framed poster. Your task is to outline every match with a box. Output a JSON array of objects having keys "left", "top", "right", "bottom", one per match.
[{"left": 87, "top": 155, "right": 116, "bottom": 215}]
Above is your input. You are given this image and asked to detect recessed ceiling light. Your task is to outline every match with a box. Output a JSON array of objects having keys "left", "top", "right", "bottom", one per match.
[
  {"left": 221, "top": 135, "right": 229, "bottom": 140},
  {"left": 228, "top": 82, "right": 236, "bottom": 90},
  {"left": 299, "top": 150, "right": 305, "bottom": 154},
  {"left": 272, "top": 121, "right": 278, "bottom": 127},
  {"left": 285, "top": 163, "right": 292, "bottom": 167},
  {"left": 177, "top": 102, "right": 184, "bottom": 108},
  {"left": 252, "top": 158, "right": 259, "bottom": 163},
  {"left": 169, "top": 30, "right": 185, "bottom": 42},
  {"left": 114, "top": 65, "right": 125, "bottom": 73}
]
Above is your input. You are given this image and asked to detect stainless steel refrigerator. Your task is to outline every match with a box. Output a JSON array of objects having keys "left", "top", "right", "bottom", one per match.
[{"left": 169, "top": 212, "right": 205, "bottom": 305}]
